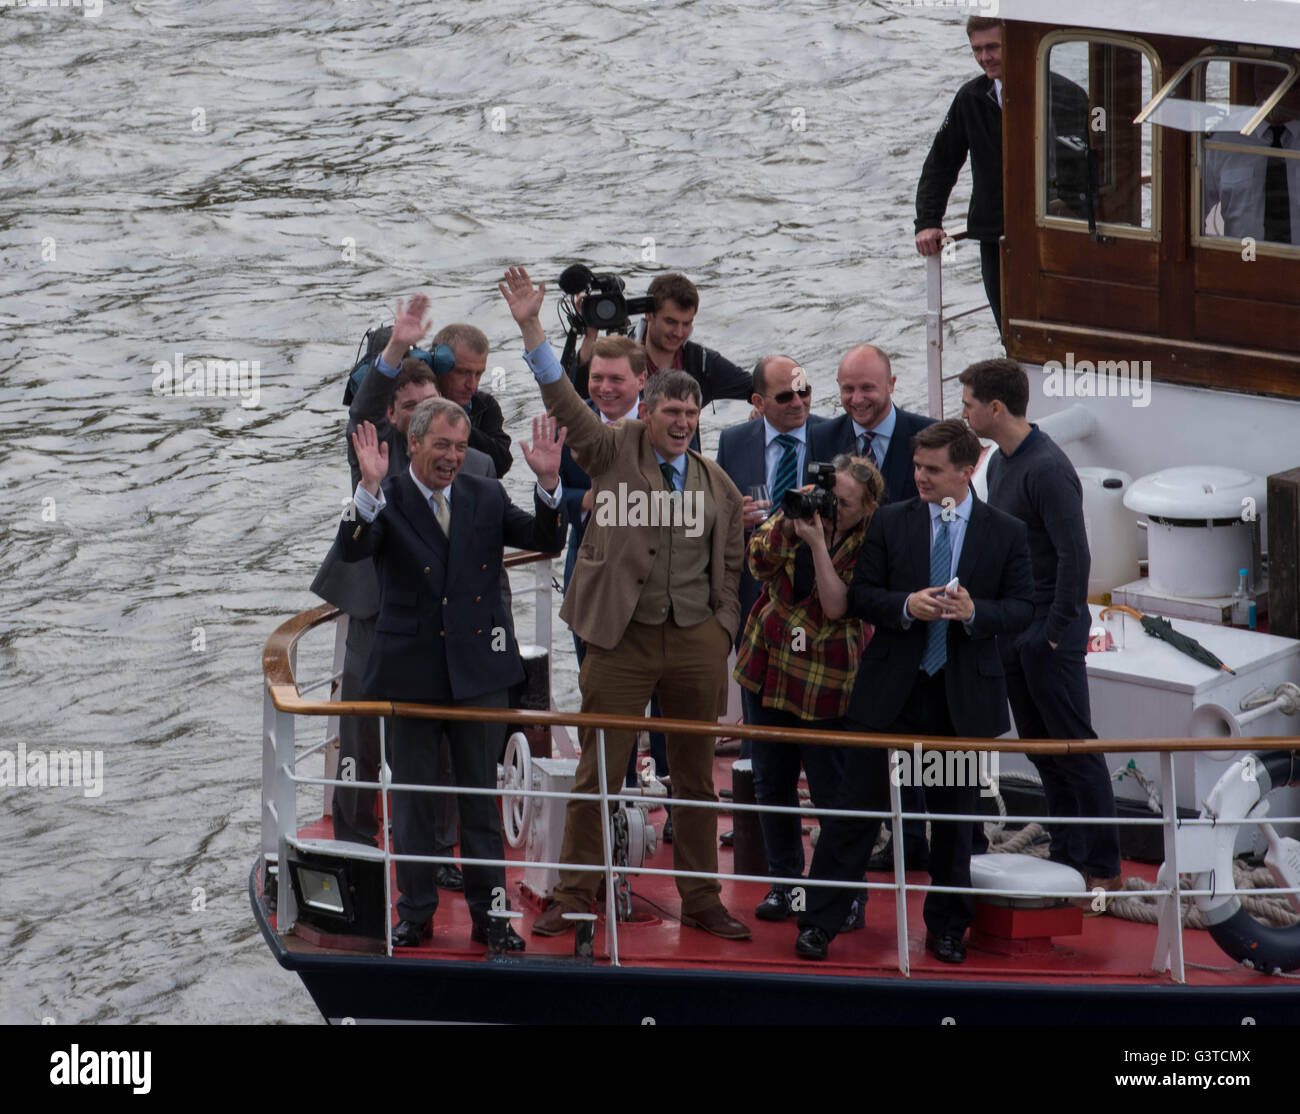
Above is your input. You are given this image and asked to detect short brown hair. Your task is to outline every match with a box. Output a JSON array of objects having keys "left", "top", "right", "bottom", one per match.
[
  {"left": 966, "top": 15, "right": 1000, "bottom": 36},
  {"left": 958, "top": 358, "right": 1028, "bottom": 418},
  {"left": 390, "top": 358, "right": 438, "bottom": 409},
  {"left": 591, "top": 334, "right": 646, "bottom": 376},
  {"left": 642, "top": 368, "right": 701, "bottom": 411},
  {"left": 911, "top": 418, "right": 981, "bottom": 469},
  {"left": 647, "top": 273, "right": 699, "bottom": 314},
  {"left": 431, "top": 323, "right": 489, "bottom": 357}
]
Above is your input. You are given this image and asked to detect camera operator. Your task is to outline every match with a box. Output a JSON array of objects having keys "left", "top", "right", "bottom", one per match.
[
  {"left": 572, "top": 272, "right": 752, "bottom": 409},
  {"left": 733, "top": 455, "right": 884, "bottom": 929}
]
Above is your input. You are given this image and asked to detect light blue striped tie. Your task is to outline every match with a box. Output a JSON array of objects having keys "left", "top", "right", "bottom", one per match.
[
  {"left": 771, "top": 434, "right": 799, "bottom": 509},
  {"left": 921, "top": 518, "right": 951, "bottom": 676}
]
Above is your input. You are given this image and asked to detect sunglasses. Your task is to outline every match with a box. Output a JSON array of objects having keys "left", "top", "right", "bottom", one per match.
[{"left": 768, "top": 386, "right": 813, "bottom": 405}]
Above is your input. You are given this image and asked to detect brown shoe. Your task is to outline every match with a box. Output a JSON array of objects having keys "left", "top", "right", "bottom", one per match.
[
  {"left": 681, "top": 905, "right": 751, "bottom": 940},
  {"left": 531, "top": 902, "right": 580, "bottom": 936},
  {"left": 1071, "top": 873, "right": 1122, "bottom": 915}
]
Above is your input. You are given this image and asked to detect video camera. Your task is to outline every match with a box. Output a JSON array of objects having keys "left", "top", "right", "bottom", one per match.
[
  {"left": 558, "top": 264, "right": 656, "bottom": 333},
  {"left": 781, "top": 462, "right": 838, "bottom": 529}
]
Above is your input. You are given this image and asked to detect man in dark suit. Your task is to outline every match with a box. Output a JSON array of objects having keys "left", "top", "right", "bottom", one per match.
[
  {"left": 314, "top": 297, "right": 499, "bottom": 882},
  {"left": 341, "top": 397, "right": 565, "bottom": 949},
  {"left": 815, "top": 343, "right": 935, "bottom": 866},
  {"left": 794, "top": 419, "right": 1033, "bottom": 964},
  {"left": 816, "top": 345, "right": 935, "bottom": 505}
]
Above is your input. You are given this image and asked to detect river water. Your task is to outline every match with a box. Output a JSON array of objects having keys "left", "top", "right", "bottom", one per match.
[{"left": 0, "top": 0, "right": 1001, "bottom": 1023}]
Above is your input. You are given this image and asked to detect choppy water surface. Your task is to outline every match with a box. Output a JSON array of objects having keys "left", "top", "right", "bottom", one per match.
[{"left": 0, "top": 0, "right": 1001, "bottom": 1023}]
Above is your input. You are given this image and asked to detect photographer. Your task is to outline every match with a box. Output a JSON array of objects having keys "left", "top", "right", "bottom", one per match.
[
  {"left": 733, "top": 455, "right": 884, "bottom": 928},
  {"left": 571, "top": 272, "right": 752, "bottom": 408}
]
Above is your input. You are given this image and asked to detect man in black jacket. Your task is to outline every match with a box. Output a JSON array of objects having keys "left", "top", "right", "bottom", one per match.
[
  {"left": 914, "top": 16, "right": 1005, "bottom": 332},
  {"left": 960, "top": 358, "right": 1121, "bottom": 899},
  {"left": 351, "top": 296, "right": 513, "bottom": 477}
]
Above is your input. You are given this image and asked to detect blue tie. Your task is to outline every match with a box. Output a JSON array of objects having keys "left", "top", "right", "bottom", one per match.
[
  {"left": 858, "top": 430, "right": 876, "bottom": 466},
  {"left": 921, "top": 517, "right": 952, "bottom": 676},
  {"left": 771, "top": 434, "right": 799, "bottom": 508}
]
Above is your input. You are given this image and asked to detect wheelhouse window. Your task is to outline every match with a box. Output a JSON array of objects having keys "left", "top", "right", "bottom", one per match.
[
  {"left": 1136, "top": 51, "right": 1300, "bottom": 250},
  {"left": 1039, "top": 36, "right": 1158, "bottom": 237}
]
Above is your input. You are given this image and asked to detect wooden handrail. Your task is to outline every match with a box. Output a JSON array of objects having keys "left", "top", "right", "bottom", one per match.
[{"left": 263, "top": 592, "right": 1300, "bottom": 757}]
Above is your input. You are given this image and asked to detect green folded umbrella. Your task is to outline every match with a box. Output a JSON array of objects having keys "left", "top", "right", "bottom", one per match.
[{"left": 1102, "top": 606, "right": 1236, "bottom": 675}]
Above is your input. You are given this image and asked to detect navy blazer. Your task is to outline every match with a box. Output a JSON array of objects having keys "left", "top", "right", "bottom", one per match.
[
  {"left": 845, "top": 496, "right": 1033, "bottom": 737},
  {"left": 338, "top": 471, "right": 565, "bottom": 702},
  {"left": 813, "top": 406, "right": 935, "bottom": 506},
  {"left": 715, "top": 414, "right": 826, "bottom": 644}
]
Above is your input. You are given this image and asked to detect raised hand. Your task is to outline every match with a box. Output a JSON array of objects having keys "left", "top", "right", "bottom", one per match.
[
  {"left": 519, "top": 413, "right": 565, "bottom": 492},
  {"left": 392, "top": 294, "right": 432, "bottom": 347},
  {"left": 351, "top": 421, "right": 389, "bottom": 495},
  {"left": 498, "top": 266, "right": 547, "bottom": 349},
  {"left": 380, "top": 294, "right": 433, "bottom": 367}
]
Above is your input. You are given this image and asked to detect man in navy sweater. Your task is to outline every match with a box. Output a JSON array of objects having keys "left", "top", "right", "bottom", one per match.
[
  {"left": 960, "top": 358, "right": 1121, "bottom": 897},
  {"left": 914, "top": 15, "right": 1004, "bottom": 332}
]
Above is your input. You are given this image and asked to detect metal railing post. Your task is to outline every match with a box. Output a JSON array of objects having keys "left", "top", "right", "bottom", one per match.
[
  {"left": 888, "top": 748, "right": 910, "bottom": 976},
  {"left": 595, "top": 728, "right": 620, "bottom": 966},
  {"left": 1156, "top": 750, "right": 1186, "bottom": 983},
  {"left": 322, "top": 615, "right": 348, "bottom": 818},
  {"left": 926, "top": 252, "right": 945, "bottom": 419},
  {"left": 380, "top": 714, "right": 394, "bottom": 958},
  {"left": 274, "top": 705, "right": 299, "bottom": 934}
]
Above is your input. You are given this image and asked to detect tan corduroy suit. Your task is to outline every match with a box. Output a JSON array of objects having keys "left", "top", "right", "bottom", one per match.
[{"left": 540, "top": 373, "right": 744, "bottom": 916}]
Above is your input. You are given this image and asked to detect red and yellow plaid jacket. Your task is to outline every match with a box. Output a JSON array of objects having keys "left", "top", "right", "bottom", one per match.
[{"left": 733, "top": 512, "right": 871, "bottom": 721}]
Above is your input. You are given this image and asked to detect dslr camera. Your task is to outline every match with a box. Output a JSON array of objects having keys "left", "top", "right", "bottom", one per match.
[{"left": 781, "top": 462, "right": 838, "bottom": 529}]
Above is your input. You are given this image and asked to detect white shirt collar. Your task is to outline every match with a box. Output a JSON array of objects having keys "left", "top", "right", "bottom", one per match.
[
  {"left": 763, "top": 418, "right": 807, "bottom": 445},
  {"left": 408, "top": 464, "right": 451, "bottom": 502},
  {"left": 928, "top": 491, "right": 973, "bottom": 524}
]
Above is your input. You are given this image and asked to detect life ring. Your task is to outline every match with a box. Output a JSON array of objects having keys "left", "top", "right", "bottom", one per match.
[{"left": 1196, "top": 750, "right": 1300, "bottom": 972}]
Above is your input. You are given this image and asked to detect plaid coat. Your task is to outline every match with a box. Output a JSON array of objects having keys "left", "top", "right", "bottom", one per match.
[{"left": 733, "top": 512, "right": 871, "bottom": 721}]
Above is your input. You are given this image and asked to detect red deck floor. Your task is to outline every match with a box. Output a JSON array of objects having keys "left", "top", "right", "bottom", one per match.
[{"left": 291, "top": 756, "right": 1275, "bottom": 990}]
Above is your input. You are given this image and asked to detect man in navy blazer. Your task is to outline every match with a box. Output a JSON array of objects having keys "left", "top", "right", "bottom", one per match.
[
  {"left": 341, "top": 397, "right": 565, "bottom": 950},
  {"left": 795, "top": 419, "right": 1033, "bottom": 964},
  {"left": 312, "top": 351, "right": 497, "bottom": 863},
  {"left": 815, "top": 345, "right": 934, "bottom": 506}
]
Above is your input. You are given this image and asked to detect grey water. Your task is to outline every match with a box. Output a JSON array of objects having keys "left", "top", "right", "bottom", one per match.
[{"left": 0, "top": 0, "right": 1000, "bottom": 1023}]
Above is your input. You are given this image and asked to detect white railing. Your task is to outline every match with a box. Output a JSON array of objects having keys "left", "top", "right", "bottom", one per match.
[
  {"left": 261, "top": 560, "right": 1300, "bottom": 984},
  {"left": 925, "top": 229, "right": 992, "bottom": 420}
]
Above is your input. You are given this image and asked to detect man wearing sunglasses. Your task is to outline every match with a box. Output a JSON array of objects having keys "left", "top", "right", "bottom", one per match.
[{"left": 716, "top": 355, "right": 827, "bottom": 651}]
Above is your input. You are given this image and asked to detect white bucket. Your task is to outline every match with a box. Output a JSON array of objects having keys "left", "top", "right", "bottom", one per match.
[{"left": 1077, "top": 467, "right": 1140, "bottom": 597}]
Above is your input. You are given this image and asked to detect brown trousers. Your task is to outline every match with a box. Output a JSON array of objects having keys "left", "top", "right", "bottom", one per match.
[{"left": 553, "top": 616, "right": 731, "bottom": 916}]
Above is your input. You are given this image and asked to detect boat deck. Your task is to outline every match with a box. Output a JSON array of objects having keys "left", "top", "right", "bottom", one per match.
[{"left": 279, "top": 756, "right": 1270, "bottom": 991}]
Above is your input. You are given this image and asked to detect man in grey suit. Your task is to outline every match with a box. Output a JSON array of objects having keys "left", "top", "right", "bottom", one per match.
[{"left": 312, "top": 296, "right": 499, "bottom": 868}]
